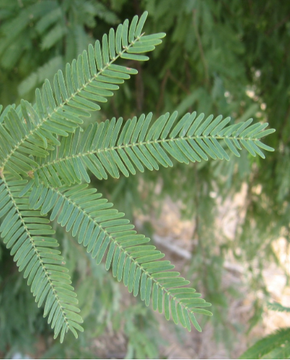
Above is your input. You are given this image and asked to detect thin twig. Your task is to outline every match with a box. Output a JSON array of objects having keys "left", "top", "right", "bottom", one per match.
[
  {"left": 192, "top": 10, "right": 209, "bottom": 86},
  {"left": 135, "top": 62, "right": 144, "bottom": 113},
  {"left": 156, "top": 69, "right": 170, "bottom": 115},
  {"left": 266, "top": 13, "right": 290, "bottom": 34},
  {"left": 168, "top": 71, "right": 191, "bottom": 94}
]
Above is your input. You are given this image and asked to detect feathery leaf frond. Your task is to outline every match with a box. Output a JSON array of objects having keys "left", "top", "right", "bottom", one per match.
[
  {"left": 32, "top": 111, "right": 275, "bottom": 186},
  {"left": 240, "top": 327, "right": 290, "bottom": 359},
  {"left": 29, "top": 182, "right": 212, "bottom": 332},
  {"left": 267, "top": 301, "right": 290, "bottom": 313},
  {"left": 0, "top": 178, "right": 83, "bottom": 342}
]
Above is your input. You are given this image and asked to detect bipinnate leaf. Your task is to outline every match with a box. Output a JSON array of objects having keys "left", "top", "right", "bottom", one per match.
[{"left": 0, "top": 11, "right": 276, "bottom": 343}]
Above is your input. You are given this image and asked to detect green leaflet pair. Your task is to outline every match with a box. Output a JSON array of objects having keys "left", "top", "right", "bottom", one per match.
[{"left": 0, "top": 11, "right": 274, "bottom": 342}]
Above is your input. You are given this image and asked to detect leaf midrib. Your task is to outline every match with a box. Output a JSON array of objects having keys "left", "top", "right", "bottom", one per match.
[{"left": 34, "top": 134, "right": 262, "bottom": 173}]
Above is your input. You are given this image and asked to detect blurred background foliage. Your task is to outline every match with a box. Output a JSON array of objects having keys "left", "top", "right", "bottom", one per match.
[{"left": 0, "top": 0, "right": 289, "bottom": 358}]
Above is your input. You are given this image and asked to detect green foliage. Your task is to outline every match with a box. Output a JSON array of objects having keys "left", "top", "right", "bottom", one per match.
[
  {"left": 267, "top": 302, "right": 290, "bottom": 313},
  {"left": 240, "top": 327, "right": 290, "bottom": 359},
  {"left": 0, "top": 250, "right": 49, "bottom": 356},
  {"left": 0, "top": 11, "right": 275, "bottom": 345},
  {"left": 0, "top": 0, "right": 119, "bottom": 105},
  {"left": 241, "top": 302, "right": 290, "bottom": 358}
]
